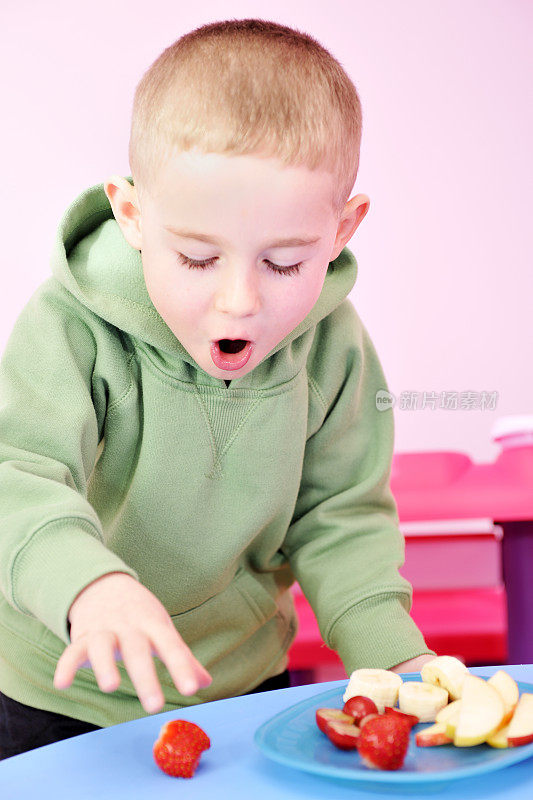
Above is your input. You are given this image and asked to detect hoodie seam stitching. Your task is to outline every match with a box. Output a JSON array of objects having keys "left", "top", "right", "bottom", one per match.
[
  {"left": 106, "top": 352, "right": 136, "bottom": 415},
  {"left": 75, "top": 281, "right": 163, "bottom": 319},
  {"left": 9, "top": 516, "right": 104, "bottom": 615},
  {"left": 307, "top": 373, "right": 328, "bottom": 415},
  {"left": 134, "top": 344, "right": 301, "bottom": 396},
  {"left": 325, "top": 588, "right": 413, "bottom": 645}
]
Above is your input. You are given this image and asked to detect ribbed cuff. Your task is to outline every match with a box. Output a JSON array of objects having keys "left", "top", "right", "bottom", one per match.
[
  {"left": 328, "top": 592, "right": 436, "bottom": 673},
  {"left": 11, "top": 516, "right": 140, "bottom": 645}
]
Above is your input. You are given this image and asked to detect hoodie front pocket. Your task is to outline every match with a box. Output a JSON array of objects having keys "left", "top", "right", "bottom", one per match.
[{"left": 167, "top": 568, "right": 279, "bottom": 665}]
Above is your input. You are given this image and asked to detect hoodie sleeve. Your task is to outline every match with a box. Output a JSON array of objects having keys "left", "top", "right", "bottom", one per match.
[
  {"left": 0, "top": 280, "right": 140, "bottom": 646},
  {"left": 282, "top": 300, "right": 435, "bottom": 673}
]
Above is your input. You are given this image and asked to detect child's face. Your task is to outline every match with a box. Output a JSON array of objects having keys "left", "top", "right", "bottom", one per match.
[{"left": 106, "top": 150, "right": 368, "bottom": 381}]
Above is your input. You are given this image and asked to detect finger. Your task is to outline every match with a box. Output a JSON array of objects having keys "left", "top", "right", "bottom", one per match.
[
  {"left": 53, "top": 641, "right": 89, "bottom": 690},
  {"left": 86, "top": 631, "right": 122, "bottom": 693},
  {"left": 154, "top": 630, "right": 212, "bottom": 696},
  {"left": 118, "top": 631, "right": 165, "bottom": 713}
]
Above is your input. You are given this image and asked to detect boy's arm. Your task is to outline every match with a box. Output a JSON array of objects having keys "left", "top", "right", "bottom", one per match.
[
  {"left": 282, "top": 300, "right": 436, "bottom": 674},
  {"left": 0, "top": 280, "right": 139, "bottom": 645}
]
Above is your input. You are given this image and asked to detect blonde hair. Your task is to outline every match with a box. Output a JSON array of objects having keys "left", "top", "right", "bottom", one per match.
[{"left": 129, "top": 18, "right": 363, "bottom": 219}]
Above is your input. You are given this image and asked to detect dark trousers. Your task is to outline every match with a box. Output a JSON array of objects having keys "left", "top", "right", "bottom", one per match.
[{"left": 0, "top": 669, "right": 291, "bottom": 760}]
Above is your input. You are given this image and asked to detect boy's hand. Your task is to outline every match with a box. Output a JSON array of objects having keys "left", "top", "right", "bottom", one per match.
[
  {"left": 53, "top": 572, "right": 212, "bottom": 714},
  {"left": 389, "top": 654, "right": 437, "bottom": 674}
]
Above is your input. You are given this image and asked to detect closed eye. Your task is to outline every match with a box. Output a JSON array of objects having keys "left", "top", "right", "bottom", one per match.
[{"left": 176, "top": 252, "right": 303, "bottom": 277}]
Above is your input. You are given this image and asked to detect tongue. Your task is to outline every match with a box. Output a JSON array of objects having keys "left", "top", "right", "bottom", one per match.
[{"left": 219, "top": 339, "right": 248, "bottom": 354}]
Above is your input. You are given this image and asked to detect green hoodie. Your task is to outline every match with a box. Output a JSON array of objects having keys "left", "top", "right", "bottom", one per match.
[{"left": 0, "top": 179, "right": 433, "bottom": 727}]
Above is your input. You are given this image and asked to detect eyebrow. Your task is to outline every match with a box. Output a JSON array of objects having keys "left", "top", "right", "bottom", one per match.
[{"left": 164, "top": 225, "right": 320, "bottom": 248}]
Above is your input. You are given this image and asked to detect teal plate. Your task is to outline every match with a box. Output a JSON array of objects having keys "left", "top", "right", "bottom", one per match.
[{"left": 254, "top": 676, "right": 533, "bottom": 787}]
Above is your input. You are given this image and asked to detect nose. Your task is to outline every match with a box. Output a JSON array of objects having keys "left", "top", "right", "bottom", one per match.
[{"left": 213, "top": 262, "right": 261, "bottom": 317}]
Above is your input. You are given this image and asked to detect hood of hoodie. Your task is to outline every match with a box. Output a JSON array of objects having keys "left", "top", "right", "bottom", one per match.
[{"left": 50, "top": 178, "right": 358, "bottom": 385}]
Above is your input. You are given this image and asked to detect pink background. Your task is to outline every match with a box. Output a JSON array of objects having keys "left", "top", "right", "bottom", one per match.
[{"left": 2, "top": 0, "right": 531, "bottom": 461}]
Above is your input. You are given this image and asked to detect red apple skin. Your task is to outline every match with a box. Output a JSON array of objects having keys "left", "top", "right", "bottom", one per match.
[
  {"left": 325, "top": 720, "right": 360, "bottom": 750},
  {"left": 343, "top": 696, "right": 379, "bottom": 725},
  {"left": 415, "top": 725, "right": 453, "bottom": 747},
  {"left": 384, "top": 706, "right": 420, "bottom": 728},
  {"left": 507, "top": 732, "right": 533, "bottom": 748},
  {"left": 316, "top": 708, "right": 353, "bottom": 734}
]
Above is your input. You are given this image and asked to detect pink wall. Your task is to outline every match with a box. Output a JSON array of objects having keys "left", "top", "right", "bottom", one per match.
[{"left": 2, "top": 1, "right": 531, "bottom": 461}]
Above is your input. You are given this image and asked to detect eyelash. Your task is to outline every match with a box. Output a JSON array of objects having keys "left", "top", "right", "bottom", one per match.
[{"left": 176, "top": 252, "right": 303, "bottom": 277}]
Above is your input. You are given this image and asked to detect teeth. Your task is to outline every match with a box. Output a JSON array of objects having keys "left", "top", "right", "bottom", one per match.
[
  {"left": 343, "top": 669, "right": 403, "bottom": 713},
  {"left": 398, "top": 681, "right": 449, "bottom": 722}
]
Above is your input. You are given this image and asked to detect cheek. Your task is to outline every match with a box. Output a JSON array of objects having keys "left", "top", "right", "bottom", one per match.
[{"left": 270, "top": 277, "right": 324, "bottom": 331}]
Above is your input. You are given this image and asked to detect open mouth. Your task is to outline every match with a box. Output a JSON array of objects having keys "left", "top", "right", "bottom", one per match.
[
  {"left": 218, "top": 339, "right": 249, "bottom": 354},
  {"left": 211, "top": 339, "right": 254, "bottom": 371}
]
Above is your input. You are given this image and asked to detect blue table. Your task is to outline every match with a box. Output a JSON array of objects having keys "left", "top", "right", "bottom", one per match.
[{"left": 2, "top": 665, "right": 533, "bottom": 798}]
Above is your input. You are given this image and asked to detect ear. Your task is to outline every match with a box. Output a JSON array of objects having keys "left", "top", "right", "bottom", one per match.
[
  {"left": 104, "top": 175, "right": 143, "bottom": 250},
  {"left": 329, "top": 193, "right": 370, "bottom": 261}
]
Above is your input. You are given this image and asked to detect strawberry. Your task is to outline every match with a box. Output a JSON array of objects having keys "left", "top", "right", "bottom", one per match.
[
  {"left": 153, "top": 719, "right": 210, "bottom": 778},
  {"left": 359, "top": 712, "right": 380, "bottom": 728},
  {"left": 356, "top": 714, "right": 410, "bottom": 771},
  {"left": 384, "top": 706, "right": 419, "bottom": 728}
]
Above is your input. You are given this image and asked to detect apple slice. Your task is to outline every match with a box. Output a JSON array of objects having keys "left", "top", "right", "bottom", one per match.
[
  {"left": 453, "top": 675, "right": 505, "bottom": 746},
  {"left": 487, "top": 670, "right": 519, "bottom": 726},
  {"left": 415, "top": 721, "right": 453, "bottom": 747},
  {"left": 316, "top": 708, "right": 353, "bottom": 734},
  {"left": 507, "top": 693, "right": 533, "bottom": 747},
  {"left": 487, "top": 723, "right": 510, "bottom": 749},
  {"left": 435, "top": 698, "right": 461, "bottom": 725}
]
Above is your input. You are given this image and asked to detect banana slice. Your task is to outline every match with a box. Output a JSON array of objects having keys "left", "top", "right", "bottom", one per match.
[
  {"left": 398, "top": 681, "right": 449, "bottom": 722},
  {"left": 421, "top": 656, "right": 469, "bottom": 700},
  {"left": 343, "top": 669, "right": 403, "bottom": 713}
]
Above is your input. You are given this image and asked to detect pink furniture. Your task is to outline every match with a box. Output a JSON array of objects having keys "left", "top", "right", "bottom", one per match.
[{"left": 288, "top": 436, "right": 533, "bottom": 677}]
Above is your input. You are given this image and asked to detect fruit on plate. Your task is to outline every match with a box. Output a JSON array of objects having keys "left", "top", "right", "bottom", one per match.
[
  {"left": 343, "top": 695, "right": 379, "bottom": 725},
  {"left": 398, "top": 681, "right": 448, "bottom": 722},
  {"left": 315, "top": 707, "right": 353, "bottom": 734},
  {"left": 486, "top": 723, "right": 511, "bottom": 749},
  {"left": 356, "top": 714, "right": 411, "bottom": 770},
  {"left": 153, "top": 719, "right": 210, "bottom": 778},
  {"left": 384, "top": 707, "right": 419, "bottom": 728},
  {"left": 343, "top": 669, "right": 403, "bottom": 713},
  {"left": 487, "top": 692, "right": 533, "bottom": 749},
  {"left": 487, "top": 670, "right": 519, "bottom": 725},
  {"left": 451, "top": 675, "right": 505, "bottom": 746},
  {"left": 325, "top": 719, "right": 361, "bottom": 750},
  {"left": 435, "top": 698, "right": 462, "bottom": 724},
  {"left": 421, "top": 655, "right": 469, "bottom": 701},
  {"left": 359, "top": 713, "right": 380, "bottom": 728},
  {"left": 506, "top": 693, "right": 533, "bottom": 747},
  {"left": 415, "top": 721, "right": 453, "bottom": 747}
]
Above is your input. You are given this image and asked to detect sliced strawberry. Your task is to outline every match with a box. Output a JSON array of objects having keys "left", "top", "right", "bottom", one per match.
[
  {"left": 153, "top": 719, "right": 210, "bottom": 778},
  {"left": 384, "top": 706, "right": 419, "bottom": 728},
  {"left": 325, "top": 719, "right": 361, "bottom": 750},
  {"left": 356, "top": 714, "right": 411, "bottom": 771},
  {"left": 343, "top": 696, "right": 379, "bottom": 725},
  {"left": 359, "top": 712, "right": 380, "bottom": 729},
  {"left": 315, "top": 707, "right": 353, "bottom": 734}
]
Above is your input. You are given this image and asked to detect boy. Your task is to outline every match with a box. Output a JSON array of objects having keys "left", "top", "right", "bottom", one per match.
[{"left": 0, "top": 19, "right": 435, "bottom": 758}]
